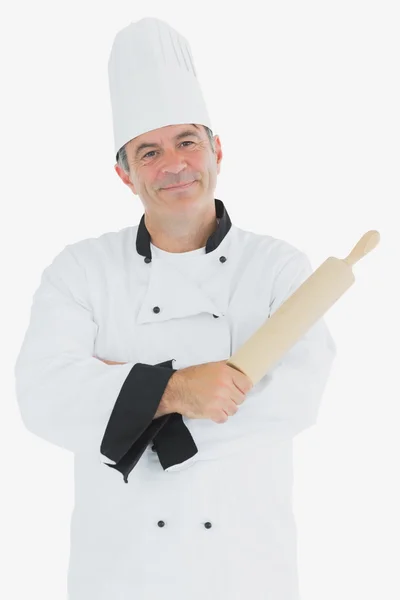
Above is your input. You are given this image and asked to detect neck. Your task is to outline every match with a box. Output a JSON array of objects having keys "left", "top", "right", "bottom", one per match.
[{"left": 145, "top": 201, "right": 218, "bottom": 253}]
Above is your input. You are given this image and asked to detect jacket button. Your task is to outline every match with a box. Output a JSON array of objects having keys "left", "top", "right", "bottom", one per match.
[
  {"left": 204, "top": 522, "right": 212, "bottom": 529},
  {"left": 219, "top": 256, "right": 227, "bottom": 263},
  {"left": 212, "top": 314, "right": 219, "bottom": 318},
  {"left": 153, "top": 306, "right": 160, "bottom": 313},
  {"left": 151, "top": 444, "right": 156, "bottom": 452},
  {"left": 157, "top": 520, "right": 165, "bottom": 527},
  {"left": 144, "top": 257, "right": 151, "bottom": 263}
]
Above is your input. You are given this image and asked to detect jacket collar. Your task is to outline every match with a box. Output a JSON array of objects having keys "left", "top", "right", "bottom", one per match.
[{"left": 136, "top": 198, "right": 232, "bottom": 260}]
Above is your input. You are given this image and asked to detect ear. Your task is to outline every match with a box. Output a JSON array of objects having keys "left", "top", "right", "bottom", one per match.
[
  {"left": 214, "top": 136, "right": 223, "bottom": 174},
  {"left": 114, "top": 164, "right": 138, "bottom": 194}
]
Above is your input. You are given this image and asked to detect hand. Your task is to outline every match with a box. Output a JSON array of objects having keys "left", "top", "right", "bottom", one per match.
[
  {"left": 172, "top": 360, "right": 254, "bottom": 424},
  {"left": 94, "top": 356, "right": 127, "bottom": 365}
]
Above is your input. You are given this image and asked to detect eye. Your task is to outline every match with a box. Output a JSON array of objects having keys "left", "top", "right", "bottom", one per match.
[{"left": 142, "top": 141, "right": 194, "bottom": 159}]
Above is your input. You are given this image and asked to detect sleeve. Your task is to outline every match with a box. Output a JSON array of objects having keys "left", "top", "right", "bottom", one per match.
[
  {"left": 252, "top": 249, "right": 337, "bottom": 444},
  {"left": 13, "top": 245, "right": 177, "bottom": 464}
]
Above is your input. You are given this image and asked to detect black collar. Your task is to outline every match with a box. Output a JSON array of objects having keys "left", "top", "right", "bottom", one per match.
[{"left": 136, "top": 198, "right": 232, "bottom": 260}]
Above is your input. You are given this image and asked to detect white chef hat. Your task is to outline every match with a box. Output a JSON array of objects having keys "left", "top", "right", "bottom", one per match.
[{"left": 108, "top": 17, "right": 213, "bottom": 162}]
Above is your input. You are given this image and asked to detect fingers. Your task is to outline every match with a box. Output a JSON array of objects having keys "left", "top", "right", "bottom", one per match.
[
  {"left": 225, "top": 398, "right": 240, "bottom": 416},
  {"left": 231, "top": 375, "right": 253, "bottom": 396},
  {"left": 94, "top": 357, "right": 127, "bottom": 365}
]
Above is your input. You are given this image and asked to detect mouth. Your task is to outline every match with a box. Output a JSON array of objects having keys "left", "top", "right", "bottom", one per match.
[{"left": 162, "top": 181, "right": 196, "bottom": 191}]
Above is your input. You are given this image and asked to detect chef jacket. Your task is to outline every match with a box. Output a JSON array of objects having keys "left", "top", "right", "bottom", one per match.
[{"left": 14, "top": 198, "right": 337, "bottom": 600}]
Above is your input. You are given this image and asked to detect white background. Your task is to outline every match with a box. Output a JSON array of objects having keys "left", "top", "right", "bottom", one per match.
[{"left": 1, "top": 1, "right": 398, "bottom": 599}]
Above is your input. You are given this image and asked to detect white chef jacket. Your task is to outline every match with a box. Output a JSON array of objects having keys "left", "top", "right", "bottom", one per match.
[{"left": 14, "top": 198, "right": 336, "bottom": 600}]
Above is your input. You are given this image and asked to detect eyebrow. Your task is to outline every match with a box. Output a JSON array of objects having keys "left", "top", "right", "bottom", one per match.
[{"left": 134, "top": 129, "right": 201, "bottom": 159}]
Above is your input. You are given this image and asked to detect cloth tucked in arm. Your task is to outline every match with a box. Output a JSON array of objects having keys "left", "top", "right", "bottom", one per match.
[
  {"left": 101, "top": 359, "right": 199, "bottom": 482},
  {"left": 106, "top": 408, "right": 199, "bottom": 482}
]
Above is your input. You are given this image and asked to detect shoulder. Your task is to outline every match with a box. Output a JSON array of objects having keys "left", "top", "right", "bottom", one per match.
[
  {"left": 45, "top": 225, "right": 138, "bottom": 275},
  {"left": 232, "top": 224, "right": 310, "bottom": 274}
]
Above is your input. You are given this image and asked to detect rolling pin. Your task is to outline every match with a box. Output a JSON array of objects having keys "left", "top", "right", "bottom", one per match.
[{"left": 226, "top": 230, "right": 380, "bottom": 385}]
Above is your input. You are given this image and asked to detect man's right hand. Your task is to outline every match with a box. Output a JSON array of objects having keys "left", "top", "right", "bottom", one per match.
[{"left": 165, "top": 360, "right": 254, "bottom": 424}]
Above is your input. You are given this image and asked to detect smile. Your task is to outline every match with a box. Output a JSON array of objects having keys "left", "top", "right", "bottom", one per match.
[{"left": 162, "top": 181, "right": 196, "bottom": 191}]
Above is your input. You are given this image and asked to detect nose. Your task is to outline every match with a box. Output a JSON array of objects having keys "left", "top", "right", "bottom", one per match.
[
  {"left": 160, "top": 149, "right": 188, "bottom": 174},
  {"left": 161, "top": 163, "right": 187, "bottom": 176}
]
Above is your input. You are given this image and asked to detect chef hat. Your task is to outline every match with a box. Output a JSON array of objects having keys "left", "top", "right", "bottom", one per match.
[{"left": 108, "top": 17, "right": 213, "bottom": 161}]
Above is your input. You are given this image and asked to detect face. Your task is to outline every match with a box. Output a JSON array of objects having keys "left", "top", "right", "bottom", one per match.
[{"left": 114, "top": 123, "right": 223, "bottom": 215}]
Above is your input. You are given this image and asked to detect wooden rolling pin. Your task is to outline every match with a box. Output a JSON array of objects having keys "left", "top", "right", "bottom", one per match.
[{"left": 226, "top": 230, "right": 380, "bottom": 385}]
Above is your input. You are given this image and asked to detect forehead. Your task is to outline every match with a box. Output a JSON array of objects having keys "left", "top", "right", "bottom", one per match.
[{"left": 131, "top": 123, "right": 200, "bottom": 146}]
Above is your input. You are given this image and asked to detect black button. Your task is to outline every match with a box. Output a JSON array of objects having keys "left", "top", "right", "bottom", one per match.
[
  {"left": 144, "top": 257, "right": 151, "bottom": 263},
  {"left": 212, "top": 314, "right": 219, "bottom": 318},
  {"left": 219, "top": 256, "right": 227, "bottom": 263},
  {"left": 157, "top": 520, "right": 165, "bottom": 527},
  {"left": 204, "top": 522, "right": 212, "bottom": 529},
  {"left": 151, "top": 444, "right": 156, "bottom": 452},
  {"left": 153, "top": 306, "right": 160, "bottom": 313}
]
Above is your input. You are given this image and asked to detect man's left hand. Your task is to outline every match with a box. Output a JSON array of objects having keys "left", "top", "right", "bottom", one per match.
[{"left": 94, "top": 356, "right": 127, "bottom": 365}]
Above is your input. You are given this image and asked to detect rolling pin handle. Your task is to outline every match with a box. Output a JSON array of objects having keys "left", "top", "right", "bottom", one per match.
[{"left": 343, "top": 230, "right": 380, "bottom": 266}]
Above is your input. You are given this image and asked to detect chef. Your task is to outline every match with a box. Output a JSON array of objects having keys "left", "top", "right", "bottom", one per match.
[{"left": 14, "top": 16, "right": 337, "bottom": 600}]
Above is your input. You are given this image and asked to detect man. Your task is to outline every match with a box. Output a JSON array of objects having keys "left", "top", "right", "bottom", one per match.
[{"left": 14, "top": 17, "right": 336, "bottom": 600}]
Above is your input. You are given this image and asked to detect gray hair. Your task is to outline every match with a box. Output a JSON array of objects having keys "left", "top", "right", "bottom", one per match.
[{"left": 116, "top": 124, "right": 215, "bottom": 174}]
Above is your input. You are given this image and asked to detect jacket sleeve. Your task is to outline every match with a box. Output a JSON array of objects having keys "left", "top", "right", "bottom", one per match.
[
  {"left": 253, "top": 250, "right": 337, "bottom": 445},
  {"left": 13, "top": 245, "right": 176, "bottom": 464}
]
